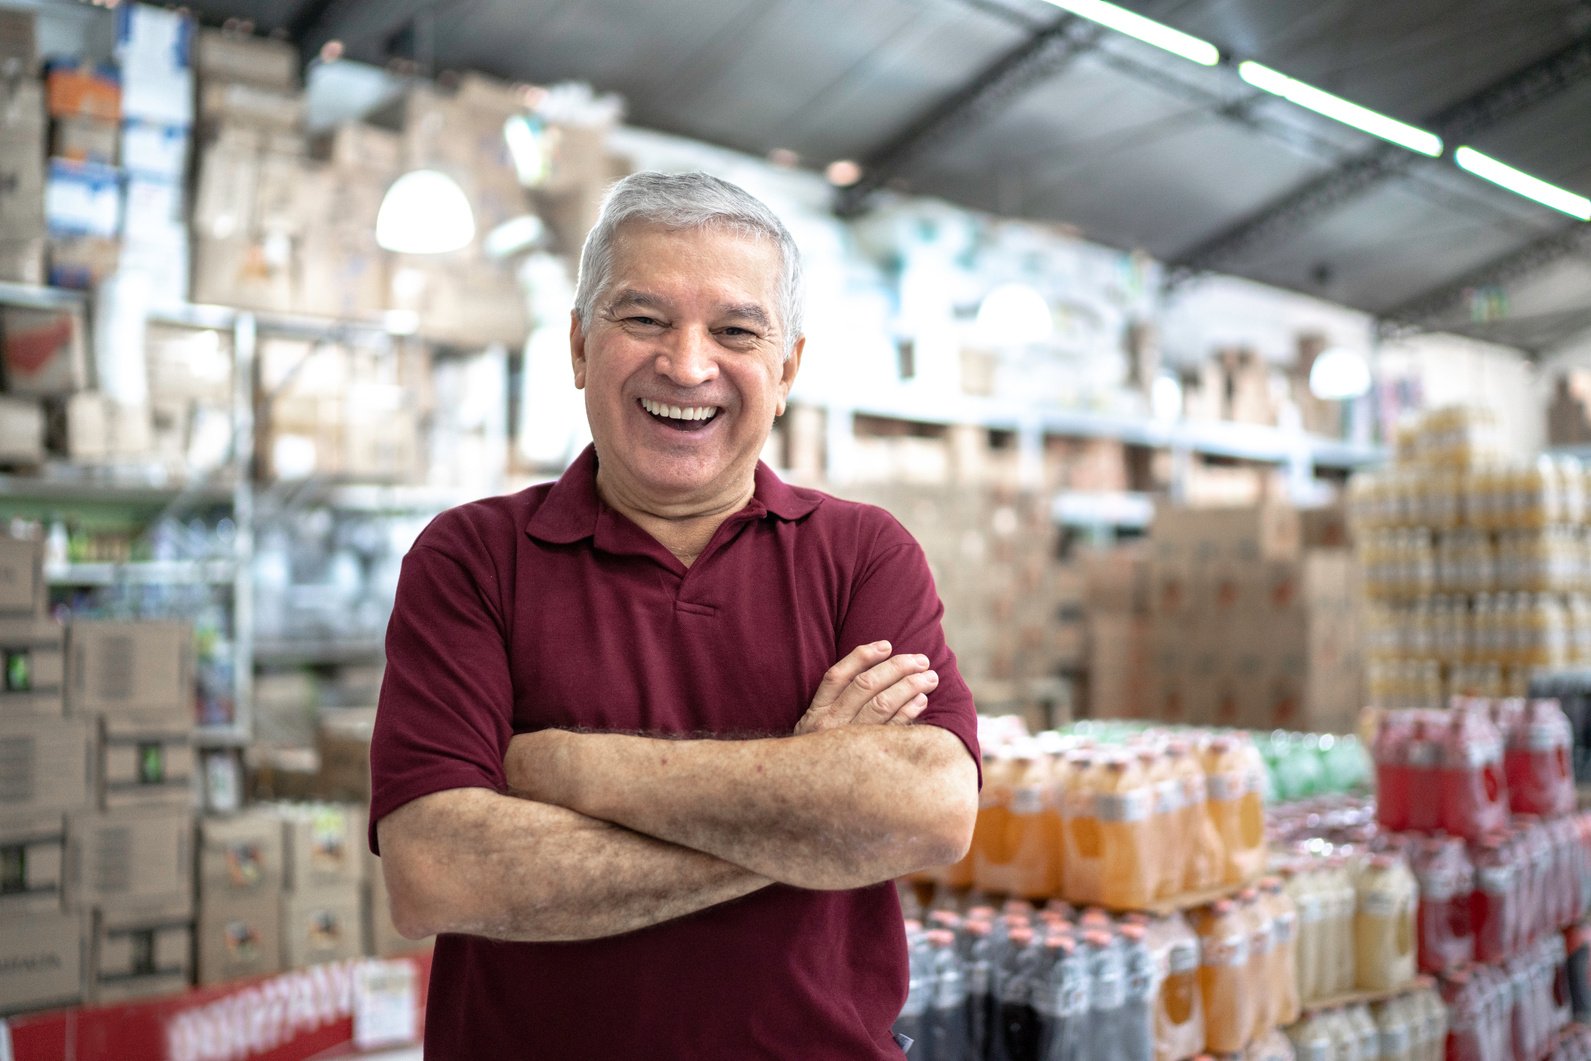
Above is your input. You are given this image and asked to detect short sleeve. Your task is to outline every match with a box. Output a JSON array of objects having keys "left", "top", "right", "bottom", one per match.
[
  {"left": 367, "top": 520, "right": 516, "bottom": 853},
  {"left": 836, "top": 517, "right": 982, "bottom": 785}
]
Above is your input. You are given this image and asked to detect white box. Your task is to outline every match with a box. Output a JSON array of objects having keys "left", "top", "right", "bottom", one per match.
[
  {"left": 121, "top": 119, "right": 189, "bottom": 179},
  {"left": 44, "top": 159, "right": 121, "bottom": 238},
  {"left": 121, "top": 175, "right": 183, "bottom": 240}
]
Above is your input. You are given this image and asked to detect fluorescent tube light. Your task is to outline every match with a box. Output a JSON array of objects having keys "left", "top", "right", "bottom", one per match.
[
  {"left": 1238, "top": 61, "right": 1443, "bottom": 157},
  {"left": 1454, "top": 147, "right": 1591, "bottom": 221},
  {"left": 1045, "top": 0, "right": 1220, "bottom": 66}
]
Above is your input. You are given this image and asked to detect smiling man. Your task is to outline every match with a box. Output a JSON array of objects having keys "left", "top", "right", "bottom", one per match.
[{"left": 368, "top": 171, "right": 980, "bottom": 1059}]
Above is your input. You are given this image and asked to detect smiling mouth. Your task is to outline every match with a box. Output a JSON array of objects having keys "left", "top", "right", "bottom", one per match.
[{"left": 639, "top": 397, "right": 721, "bottom": 430}]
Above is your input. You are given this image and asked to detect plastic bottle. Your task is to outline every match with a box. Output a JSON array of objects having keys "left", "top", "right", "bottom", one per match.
[
  {"left": 1141, "top": 748, "right": 1183, "bottom": 901},
  {"left": 1288, "top": 1011, "right": 1333, "bottom": 1061},
  {"left": 1119, "top": 923, "right": 1156, "bottom": 1061},
  {"left": 1151, "top": 913, "right": 1205, "bottom": 1061},
  {"left": 1009, "top": 748, "right": 1063, "bottom": 900},
  {"left": 1405, "top": 715, "right": 1444, "bottom": 833},
  {"left": 1262, "top": 876, "right": 1301, "bottom": 1027},
  {"left": 1325, "top": 855, "right": 1359, "bottom": 998},
  {"left": 925, "top": 928, "right": 969, "bottom": 1061},
  {"left": 975, "top": 747, "right": 1019, "bottom": 896},
  {"left": 1347, "top": 1004, "right": 1379, "bottom": 1061},
  {"left": 1170, "top": 739, "right": 1223, "bottom": 894},
  {"left": 1505, "top": 698, "right": 1575, "bottom": 818},
  {"left": 1032, "top": 933, "right": 1077, "bottom": 1061},
  {"left": 1061, "top": 752, "right": 1104, "bottom": 907},
  {"left": 1374, "top": 997, "right": 1413, "bottom": 1061},
  {"left": 963, "top": 917, "right": 996, "bottom": 1060},
  {"left": 1440, "top": 707, "right": 1510, "bottom": 841},
  {"left": 1203, "top": 736, "right": 1265, "bottom": 887},
  {"left": 992, "top": 925, "right": 1043, "bottom": 1061},
  {"left": 1285, "top": 862, "right": 1324, "bottom": 1006},
  {"left": 1193, "top": 900, "right": 1252, "bottom": 1055},
  {"left": 1413, "top": 835, "right": 1474, "bottom": 975},
  {"left": 1086, "top": 929, "right": 1127, "bottom": 1061},
  {"left": 1374, "top": 710, "right": 1413, "bottom": 832},
  {"left": 1354, "top": 853, "right": 1417, "bottom": 991},
  {"left": 1098, "top": 754, "right": 1156, "bottom": 910},
  {"left": 1235, "top": 889, "right": 1273, "bottom": 1042},
  {"left": 1473, "top": 837, "right": 1517, "bottom": 963}
]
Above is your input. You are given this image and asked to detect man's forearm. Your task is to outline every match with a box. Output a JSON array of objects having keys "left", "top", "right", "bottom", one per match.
[
  {"left": 509, "top": 725, "right": 977, "bottom": 890},
  {"left": 378, "top": 787, "right": 769, "bottom": 942}
]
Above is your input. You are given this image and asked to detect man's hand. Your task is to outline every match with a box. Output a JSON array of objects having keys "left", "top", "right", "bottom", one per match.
[{"left": 792, "top": 641, "right": 938, "bottom": 734}]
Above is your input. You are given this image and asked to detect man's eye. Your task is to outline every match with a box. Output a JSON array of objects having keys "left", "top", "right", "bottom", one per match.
[
  {"left": 626, "top": 316, "right": 663, "bottom": 327},
  {"left": 720, "top": 327, "right": 757, "bottom": 339}
]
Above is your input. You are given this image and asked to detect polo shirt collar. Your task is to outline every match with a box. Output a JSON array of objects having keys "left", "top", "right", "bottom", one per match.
[{"left": 525, "top": 444, "right": 821, "bottom": 546}]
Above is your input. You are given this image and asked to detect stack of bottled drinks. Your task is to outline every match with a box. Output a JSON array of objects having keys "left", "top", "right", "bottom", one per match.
[
  {"left": 1349, "top": 404, "right": 1591, "bottom": 707},
  {"left": 894, "top": 888, "right": 1301, "bottom": 1061},
  {"left": 941, "top": 725, "right": 1272, "bottom": 909}
]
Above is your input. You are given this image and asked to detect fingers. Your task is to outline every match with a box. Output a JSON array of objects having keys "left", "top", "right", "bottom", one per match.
[
  {"left": 809, "top": 640, "right": 894, "bottom": 712},
  {"left": 795, "top": 649, "right": 938, "bottom": 733}
]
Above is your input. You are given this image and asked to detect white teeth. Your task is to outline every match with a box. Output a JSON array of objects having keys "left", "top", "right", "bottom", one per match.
[{"left": 642, "top": 398, "right": 718, "bottom": 421}]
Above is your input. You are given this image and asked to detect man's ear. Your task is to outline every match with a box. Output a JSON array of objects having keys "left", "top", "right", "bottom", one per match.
[
  {"left": 775, "top": 335, "right": 805, "bottom": 416},
  {"left": 570, "top": 310, "right": 588, "bottom": 389}
]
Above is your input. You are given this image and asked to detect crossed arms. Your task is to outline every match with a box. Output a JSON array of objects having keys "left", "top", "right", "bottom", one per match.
[{"left": 376, "top": 642, "right": 978, "bottom": 943}]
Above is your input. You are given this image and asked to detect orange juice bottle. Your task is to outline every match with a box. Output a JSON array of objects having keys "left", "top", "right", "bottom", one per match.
[
  {"left": 1139, "top": 748, "right": 1182, "bottom": 900},
  {"left": 1237, "top": 888, "right": 1273, "bottom": 1043},
  {"left": 1170, "top": 738, "right": 1222, "bottom": 894},
  {"left": 1007, "top": 747, "right": 1060, "bottom": 900},
  {"left": 1098, "top": 753, "right": 1156, "bottom": 910},
  {"left": 1193, "top": 899, "right": 1254, "bottom": 1055},
  {"left": 1151, "top": 912, "right": 1205, "bottom": 1061},
  {"left": 1202, "top": 736, "right": 1265, "bottom": 886},
  {"left": 1261, "top": 876, "right": 1301, "bottom": 1026},
  {"left": 973, "top": 746, "right": 1018, "bottom": 896},
  {"left": 1061, "top": 751, "right": 1104, "bottom": 906}
]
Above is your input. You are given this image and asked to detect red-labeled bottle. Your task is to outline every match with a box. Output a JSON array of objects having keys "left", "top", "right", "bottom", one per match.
[
  {"left": 1440, "top": 708, "right": 1510, "bottom": 841},
  {"left": 1472, "top": 837, "right": 1517, "bottom": 963},
  {"left": 1406, "top": 713, "right": 1445, "bottom": 833},
  {"left": 1413, "top": 835, "right": 1474, "bottom": 975},
  {"left": 1374, "top": 710, "right": 1413, "bottom": 833},
  {"left": 1505, "top": 698, "right": 1575, "bottom": 817}
]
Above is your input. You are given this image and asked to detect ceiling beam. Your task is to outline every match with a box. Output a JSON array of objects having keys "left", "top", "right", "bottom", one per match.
[
  {"left": 1167, "top": 31, "right": 1591, "bottom": 280},
  {"left": 1377, "top": 221, "right": 1591, "bottom": 339},
  {"left": 833, "top": 15, "right": 1102, "bottom": 217},
  {"left": 292, "top": 0, "right": 443, "bottom": 70}
]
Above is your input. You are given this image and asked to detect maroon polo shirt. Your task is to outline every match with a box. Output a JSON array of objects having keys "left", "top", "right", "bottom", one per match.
[{"left": 369, "top": 444, "right": 978, "bottom": 1060}]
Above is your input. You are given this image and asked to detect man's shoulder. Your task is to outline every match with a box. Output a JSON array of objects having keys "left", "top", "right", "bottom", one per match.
[
  {"left": 781, "top": 485, "right": 917, "bottom": 550},
  {"left": 415, "top": 482, "right": 554, "bottom": 555}
]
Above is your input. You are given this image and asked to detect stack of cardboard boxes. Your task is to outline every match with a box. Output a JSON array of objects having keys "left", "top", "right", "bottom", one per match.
[
  {"left": 0, "top": 533, "right": 87, "bottom": 1016},
  {"left": 0, "top": 8, "right": 44, "bottom": 286},
  {"left": 67, "top": 617, "right": 197, "bottom": 1003},
  {"left": 1145, "top": 502, "right": 1363, "bottom": 733},
  {"left": 1080, "top": 543, "right": 1154, "bottom": 720}
]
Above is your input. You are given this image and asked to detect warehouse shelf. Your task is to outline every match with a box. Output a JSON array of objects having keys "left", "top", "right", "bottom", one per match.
[
  {"left": 45, "top": 559, "right": 237, "bottom": 586},
  {"left": 1052, "top": 490, "right": 1155, "bottom": 528},
  {"left": 0, "top": 470, "right": 234, "bottom": 506},
  {"left": 254, "top": 638, "right": 385, "bottom": 666},
  {"left": 0, "top": 279, "right": 87, "bottom": 311},
  {"left": 193, "top": 724, "right": 252, "bottom": 749}
]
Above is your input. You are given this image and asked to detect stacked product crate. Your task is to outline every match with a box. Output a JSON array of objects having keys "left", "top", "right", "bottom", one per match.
[{"left": 1351, "top": 405, "right": 1591, "bottom": 707}]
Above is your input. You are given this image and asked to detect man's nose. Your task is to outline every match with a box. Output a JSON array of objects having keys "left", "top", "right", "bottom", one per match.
[{"left": 655, "top": 328, "right": 717, "bottom": 386}]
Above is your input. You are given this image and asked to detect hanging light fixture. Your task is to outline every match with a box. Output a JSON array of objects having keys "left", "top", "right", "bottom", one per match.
[
  {"left": 975, "top": 283, "right": 1053, "bottom": 346},
  {"left": 1308, "top": 346, "right": 1372, "bottom": 400},
  {"left": 375, "top": 169, "right": 475, "bottom": 255}
]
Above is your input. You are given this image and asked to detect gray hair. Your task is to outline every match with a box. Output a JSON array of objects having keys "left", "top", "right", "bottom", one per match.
[{"left": 573, "top": 171, "right": 805, "bottom": 355}]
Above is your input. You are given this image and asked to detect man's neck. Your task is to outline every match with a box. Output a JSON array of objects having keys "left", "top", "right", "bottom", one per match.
[{"left": 596, "top": 474, "right": 755, "bottom": 568}]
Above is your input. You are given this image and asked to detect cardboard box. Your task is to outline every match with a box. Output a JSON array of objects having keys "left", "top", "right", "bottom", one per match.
[
  {"left": 0, "top": 395, "right": 44, "bottom": 464},
  {"left": 279, "top": 803, "right": 364, "bottom": 894},
  {"left": 1151, "top": 501, "right": 1302, "bottom": 563},
  {"left": 44, "top": 61, "right": 120, "bottom": 121},
  {"left": 49, "top": 115, "right": 118, "bottom": 165},
  {"left": 199, "top": 80, "right": 303, "bottom": 134},
  {"left": 0, "top": 537, "right": 45, "bottom": 617},
  {"left": 197, "top": 892, "right": 281, "bottom": 985},
  {"left": 316, "top": 708, "right": 375, "bottom": 801},
  {"left": 1086, "top": 614, "right": 1153, "bottom": 719},
  {"left": 0, "top": 8, "right": 36, "bottom": 76},
  {"left": 317, "top": 122, "right": 402, "bottom": 182},
  {"left": 44, "top": 158, "right": 121, "bottom": 238},
  {"left": 44, "top": 236, "right": 118, "bottom": 290},
  {"left": 89, "top": 904, "right": 193, "bottom": 1003},
  {"left": 0, "top": 810, "right": 66, "bottom": 915},
  {"left": 0, "top": 716, "right": 92, "bottom": 814},
  {"left": 121, "top": 174, "right": 183, "bottom": 240},
  {"left": 0, "top": 617, "right": 65, "bottom": 715},
  {"left": 0, "top": 237, "right": 44, "bottom": 285},
  {"left": 98, "top": 717, "right": 194, "bottom": 810},
  {"left": 0, "top": 910, "right": 83, "bottom": 1016},
  {"left": 66, "top": 807, "right": 194, "bottom": 914},
  {"left": 120, "top": 119, "right": 189, "bottom": 180},
  {"left": 1079, "top": 544, "right": 1151, "bottom": 614},
  {"left": 191, "top": 234, "right": 295, "bottom": 313},
  {"left": 49, "top": 392, "right": 155, "bottom": 462},
  {"left": 280, "top": 882, "right": 361, "bottom": 968},
  {"left": 0, "top": 303, "right": 88, "bottom": 396},
  {"left": 197, "top": 809, "right": 285, "bottom": 900},
  {"left": 0, "top": 87, "right": 46, "bottom": 243},
  {"left": 117, "top": 4, "right": 195, "bottom": 127},
  {"left": 67, "top": 620, "right": 193, "bottom": 722},
  {"left": 196, "top": 29, "right": 299, "bottom": 91}
]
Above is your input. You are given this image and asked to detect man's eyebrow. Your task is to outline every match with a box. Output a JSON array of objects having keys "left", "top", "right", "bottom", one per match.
[
  {"left": 719, "top": 303, "right": 773, "bottom": 330},
  {"left": 604, "top": 289, "right": 673, "bottom": 314}
]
